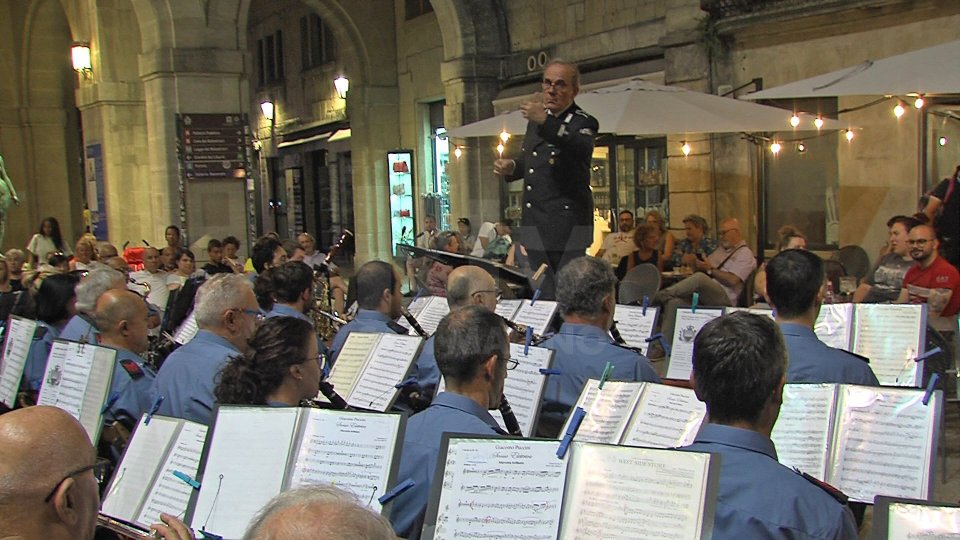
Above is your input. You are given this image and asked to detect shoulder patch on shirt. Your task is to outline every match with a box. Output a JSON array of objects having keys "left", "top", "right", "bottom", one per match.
[
  {"left": 578, "top": 127, "right": 596, "bottom": 136},
  {"left": 119, "top": 359, "right": 145, "bottom": 380},
  {"left": 796, "top": 469, "right": 849, "bottom": 505}
]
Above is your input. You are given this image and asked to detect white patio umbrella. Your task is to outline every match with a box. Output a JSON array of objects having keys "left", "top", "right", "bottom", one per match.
[
  {"left": 740, "top": 40, "right": 960, "bottom": 100},
  {"left": 446, "top": 78, "right": 845, "bottom": 138}
]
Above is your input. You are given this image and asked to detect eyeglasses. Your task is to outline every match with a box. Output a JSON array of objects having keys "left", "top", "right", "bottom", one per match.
[
  {"left": 44, "top": 458, "right": 110, "bottom": 502},
  {"left": 504, "top": 355, "right": 519, "bottom": 371},
  {"left": 234, "top": 308, "right": 266, "bottom": 322},
  {"left": 472, "top": 289, "right": 503, "bottom": 302},
  {"left": 541, "top": 78, "right": 569, "bottom": 90},
  {"left": 908, "top": 239, "right": 932, "bottom": 246},
  {"left": 719, "top": 229, "right": 737, "bottom": 236}
]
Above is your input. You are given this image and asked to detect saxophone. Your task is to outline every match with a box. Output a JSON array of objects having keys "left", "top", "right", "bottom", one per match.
[{"left": 312, "top": 229, "right": 354, "bottom": 341}]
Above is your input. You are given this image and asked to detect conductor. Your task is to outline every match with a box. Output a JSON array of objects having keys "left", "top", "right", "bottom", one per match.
[{"left": 494, "top": 58, "right": 599, "bottom": 299}]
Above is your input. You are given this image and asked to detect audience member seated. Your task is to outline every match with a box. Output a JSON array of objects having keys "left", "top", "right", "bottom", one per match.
[
  {"left": 482, "top": 221, "right": 512, "bottom": 262},
  {"left": 615, "top": 222, "right": 662, "bottom": 280},
  {"left": 456, "top": 217, "right": 475, "bottom": 254},
  {"left": 26, "top": 217, "right": 71, "bottom": 269},
  {"left": 753, "top": 225, "right": 806, "bottom": 304},
  {"left": 390, "top": 306, "right": 510, "bottom": 538},
  {"left": 298, "top": 232, "right": 326, "bottom": 268},
  {"left": 539, "top": 256, "right": 660, "bottom": 436},
  {"left": 680, "top": 312, "right": 859, "bottom": 539},
  {"left": 283, "top": 239, "right": 306, "bottom": 262},
  {"left": 151, "top": 274, "right": 262, "bottom": 424},
  {"left": 329, "top": 260, "right": 406, "bottom": 366},
  {"left": 854, "top": 215, "right": 921, "bottom": 303},
  {"left": 655, "top": 217, "right": 757, "bottom": 341},
  {"left": 0, "top": 256, "right": 20, "bottom": 323},
  {"left": 0, "top": 406, "right": 193, "bottom": 540},
  {"left": 5, "top": 248, "right": 25, "bottom": 291},
  {"left": 898, "top": 223, "right": 960, "bottom": 319},
  {"left": 202, "top": 238, "right": 234, "bottom": 275},
  {"left": 60, "top": 264, "right": 126, "bottom": 343},
  {"left": 168, "top": 249, "right": 196, "bottom": 289},
  {"left": 596, "top": 210, "right": 637, "bottom": 266},
  {"left": 243, "top": 485, "right": 396, "bottom": 540},
  {"left": 215, "top": 316, "right": 320, "bottom": 407},
  {"left": 670, "top": 214, "right": 716, "bottom": 269},
  {"left": 130, "top": 247, "right": 170, "bottom": 318},
  {"left": 766, "top": 249, "right": 879, "bottom": 385},
  {"left": 425, "top": 231, "right": 460, "bottom": 296},
  {"left": 645, "top": 209, "right": 675, "bottom": 268},
  {"left": 20, "top": 273, "right": 79, "bottom": 394},
  {"left": 222, "top": 235, "right": 243, "bottom": 273},
  {"left": 70, "top": 238, "right": 97, "bottom": 272},
  {"left": 470, "top": 220, "right": 496, "bottom": 257}
]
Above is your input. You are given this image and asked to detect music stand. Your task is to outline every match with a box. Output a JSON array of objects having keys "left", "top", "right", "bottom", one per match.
[{"left": 397, "top": 244, "right": 538, "bottom": 299}]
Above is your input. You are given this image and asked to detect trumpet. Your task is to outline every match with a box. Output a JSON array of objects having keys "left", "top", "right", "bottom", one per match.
[{"left": 96, "top": 515, "right": 158, "bottom": 539}]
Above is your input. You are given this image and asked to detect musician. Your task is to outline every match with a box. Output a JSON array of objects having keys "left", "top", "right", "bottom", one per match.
[
  {"left": 680, "top": 312, "right": 859, "bottom": 539},
  {"left": 766, "top": 249, "right": 879, "bottom": 385},
  {"left": 250, "top": 235, "right": 288, "bottom": 275},
  {"left": 328, "top": 260, "right": 405, "bottom": 366},
  {"left": 60, "top": 264, "right": 127, "bottom": 343},
  {"left": 21, "top": 273, "right": 80, "bottom": 392},
  {"left": 95, "top": 289, "right": 158, "bottom": 426},
  {"left": 538, "top": 256, "right": 660, "bottom": 436},
  {"left": 413, "top": 266, "right": 500, "bottom": 399},
  {"left": 215, "top": 317, "right": 321, "bottom": 407},
  {"left": 243, "top": 485, "right": 396, "bottom": 540},
  {"left": 150, "top": 274, "right": 262, "bottom": 425},
  {"left": 0, "top": 406, "right": 193, "bottom": 540},
  {"left": 390, "top": 306, "right": 511, "bottom": 539}
]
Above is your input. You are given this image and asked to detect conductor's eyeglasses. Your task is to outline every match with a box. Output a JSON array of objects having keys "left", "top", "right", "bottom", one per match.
[{"left": 541, "top": 78, "right": 569, "bottom": 90}]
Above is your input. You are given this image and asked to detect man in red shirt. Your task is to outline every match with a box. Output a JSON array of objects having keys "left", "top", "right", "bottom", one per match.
[{"left": 898, "top": 223, "right": 960, "bottom": 318}]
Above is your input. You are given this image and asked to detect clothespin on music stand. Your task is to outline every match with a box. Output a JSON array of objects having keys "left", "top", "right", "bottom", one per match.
[
  {"left": 598, "top": 362, "right": 613, "bottom": 390},
  {"left": 394, "top": 376, "right": 418, "bottom": 389},
  {"left": 645, "top": 333, "right": 671, "bottom": 357},
  {"left": 914, "top": 347, "right": 942, "bottom": 363},
  {"left": 642, "top": 295, "right": 649, "bottom": 316},
  {"left": 100, "top": 392, "right": 120, "bottom": 415},
  {"left": 172, "top": 470, "right": 201, "bottom": 490},
  {"left": 530, "top": 288, "right": 542, "bottom": 306},
  {"left": 378, "top": 478, "right": 415, "bottom": 505},
  {"left": 199, "top": 529, "right": 223, "bottom": 540},
  {"left": 524, "top": 326, "right": 533, "bottom": 356},
  {"left": 144, "top": 395, "right": 164, "bottom": 425},
  {"left": 539, "top": 368, "right": 561, "bottom": 375},
  {"left": 557, "top": 407, "right": 586, "bottom": 459},
  {"left": 923, "top": 374, "right": 939, "bottom": 406},
  {"left": 691, "top": 292, "right": 699, "bottom": 314}
]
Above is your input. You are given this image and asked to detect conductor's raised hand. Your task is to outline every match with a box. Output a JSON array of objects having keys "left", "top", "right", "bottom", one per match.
[
  {"left": 519, "top": 92, "right": 548, "bottom": 125},
  {"left": 493, "top": 159, "right": 516, "bottom": 177}
]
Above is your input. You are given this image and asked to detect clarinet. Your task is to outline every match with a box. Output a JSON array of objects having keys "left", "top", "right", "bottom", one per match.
[
  {"left": 316, "top": 309, "right": 348, "bottom": 326},
  {"left": 497, "top": 315, "right": 549, "bottom": 346},
  {"left": 401, "top": 307, "right": 429, "bottom": 338},
  {"left": 498, "top": 395, "right": 524, "bottom": 436},
  {"left": 316, "top": 380, "right": 349, "bottom": 410},
  {"left": 610, "top": 320, "right": 645, "bottom": 354}
]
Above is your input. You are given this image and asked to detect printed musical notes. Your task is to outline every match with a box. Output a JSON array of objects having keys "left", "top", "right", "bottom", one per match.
[
  {"left": 398, "top": 296, "right": 450, "bottom": 336},
  {"left": 0, "top": 316, "right": 37, "bottom": 407},
  {"left": 501, "top": 343, "right": 554, "bottom": 437},
  {"left": 771, "top": 384, "right": 836, "bottom": 479},
  {"left": 512, "top": 300, "right": 559, "bottom": 336},
  {"left": 814, "top": 304, "right": 854, "bottom": 350},
  {"left": 565, "top": 380, "right": 643, "bottom": 444},
  {"left": 666, "top": 308, "right": 723, "bottom": 380},
  {"left": 613, "top": 305, "right": 659, "bottom": 354},
  {"left": 495, "top": 299, "right": 523, "bottom": 321},
  {"left": 36, "top": 340, "right": 116, "bottom": 442},
  {"left": 137, "top": 421, "right": 207, "bottom": 526},
  {"left": 323, "top": 333, "right": 423, "bottom": 411},
  {"left": 884, "top": 500, "right": 960, "bottom": 538}
]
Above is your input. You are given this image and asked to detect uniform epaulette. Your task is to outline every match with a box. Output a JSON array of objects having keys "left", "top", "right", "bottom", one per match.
[
  {"left": 119, "top": 359, "right": 145, "bottom": 380},
  {"left": 387, "top": 321, "right": 409, "bottom": 335},
  {"left": 33, "top": 326, "right": 48, "bottom": 341},
  {"left": 842, "top": 350, "right": 871, "bottom": 364},
  {"left": 795, "top": 468, "right": 849, "bottom": 505},
  {"left": 574, "top": 109, "right": 591, "bottom": 118}
]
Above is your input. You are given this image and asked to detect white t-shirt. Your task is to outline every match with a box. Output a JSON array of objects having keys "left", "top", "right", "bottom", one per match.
[
  {"left": 27, "top": 234, "right": 72, "bottom": 261},
  {"left": 471, "top": 222, "right": 497, "bottom": 257},
  {"left": 598, "top": 231, "right": 637, "bottom": 266}
]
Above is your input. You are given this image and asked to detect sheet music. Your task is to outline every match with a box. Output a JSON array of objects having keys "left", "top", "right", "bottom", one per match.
[
  {"left": 79, "top": 347, "right": 116, "bottom": 441},
  {"left": 494, "top": 299, "right": 522, "bottom": 321},
  {"left": 614, "top": 305, "right": 659, "bottom": 355},
  {"left": 325, "top": 332, "right": 380, "bottom": 400},
  {"left": 561, "top": 443, "right": 712, "bottom": 539},
  {"left": 852, "top": 304, "right": 925, "bottom": 387},
  {"left": 887, "top": 502, "right": 960, "bottom": 537},
  {"left": 814, "top": 303, "right": 854, "bottom": 350},
  {"left": 512, "top": 300, "right": 558, "bottom": 336},
  {"left": 414, "top": 297, "right": 450, "bottom": 336},
  {"left": 770, "top": 384, "right": 837, "bottom": 479},
  {"left": 566, "top": 380, "right": 644, "bottom": 444},
  {"left": 621, "top": 384, "right": 706, "bottom": 449},
  {"left": 173, "top": 311, "right": 199, "bottom": 345},
  {"left": 136, "top": 421, "right": 208, "bottom": 527},
  {"left": 431, "top": 438, "right": 565, "bottom": 540},
  {"left": 397, "top": 296, "right": 430, "bottom": 334},
  {"left": 723, "top": 306, "right": 775, "bottom": 319},
  {"left": 101, "top": 416, "right": 180, "bottom": 523},
  {"left": 290, "top": 410, "right": 402, "bottom": 514},
  {"left": 502, "top": 343, "right": 553, "bottom": 437},
  {"left": 190, "top": 407, "right": 299, "bottom": 539},
  {"left": 831, "top": 386, "right": 938, "bottom": 503},
  {"left": 37, "top": 342, "right": 114, "bottom": 441},
  {"left": 666, "top": 309, "right": 723, "bottom": 380},
  {"left": 348, "top": 334, "right": 421, "bottom": 411},
  {"left": 0, "top": 316, "right": 37, "bottom": 407}
]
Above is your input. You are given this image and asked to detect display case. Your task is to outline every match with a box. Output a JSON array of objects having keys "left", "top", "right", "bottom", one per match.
[{"left": 387, "top": 150, "right": 415, "bottom": 256}]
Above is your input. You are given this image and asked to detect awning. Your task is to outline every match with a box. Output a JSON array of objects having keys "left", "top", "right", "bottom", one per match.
[{"left": 277, "top": 132, "right": 330, "bottom": 150}]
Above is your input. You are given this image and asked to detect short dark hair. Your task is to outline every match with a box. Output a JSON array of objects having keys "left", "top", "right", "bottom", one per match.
[
  {"left": 886, "top": 214, "right": 922, "bottom": 231},
  {"left": 766, "top": 249, "right": 823, "bottom": 318},
  {"left": 267, "top": 261, "right": 314, "bottom": 304},
  {"left": 618, "top": 210, "right": 634, "bottom": 218},
  {"left": 556, "top": 256, "right": 616, "bottom": 318},
  {"left": 36, "top": 273, "right": 81, "bottom": 324},
  {"left": 222, "top": 236, "right": 240, "bottom": 249},
  {"left": 282, "top": 239, "right": 302, "bottom": 257},
  {"left": 692, "top": 312, "right": 786, "bottom": 424},
  {"left": 252, "top": 236, "right": 284, "bottom": 273},
  {"left": 207, "top": 239, "right": 223, "bottom": 251},
  {"left": 355, "top": 260, "right": 396, "bottom": 310},
  {"left": 682, "top": 214, "right": 709, "bottom": 234},
  {"left": 434, "top": 305, "right": 508, "bottom": 384}
]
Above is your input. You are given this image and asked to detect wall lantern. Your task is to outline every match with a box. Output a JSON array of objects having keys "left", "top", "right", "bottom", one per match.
[
  {"left": 71, "top": 43, "right": 92, "bottom": 77},
  {"left": 334, "top": 76, "right": 349, "bottom": 99},
  {"left": 260, "top": 101, "right": 275, "bottom": 121}
]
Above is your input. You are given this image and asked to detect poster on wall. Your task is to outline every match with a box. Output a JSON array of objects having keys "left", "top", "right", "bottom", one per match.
[
  {"left": 84, "top": 143, "right": 107, "bottom": 240},
  {"left": 177, "top": 114, "right": 247, "bottom": 180}
]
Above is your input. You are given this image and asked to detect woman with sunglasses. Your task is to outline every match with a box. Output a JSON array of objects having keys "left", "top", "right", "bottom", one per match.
[{"left": 214, "top": 316, "right": 321, "bottom": 407}]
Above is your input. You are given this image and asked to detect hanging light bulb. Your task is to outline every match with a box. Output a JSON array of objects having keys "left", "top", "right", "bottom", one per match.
[
  {"left": 796, "top": 142, "right": 806, "bottom": 153},
  {"left": 454, "top": 146, "right": 462, "bottom": 159},
  {"left": 893, "top": 102, "right": 905, "bottom": 118},
  {"left": 914, "top": 95, "right": 925, "bottom": 109},
  {"left": 770, "top": 142, "right": 782, "bottom": 154},
  {"left": 499, "top": 130, "right": 510, "bottom": 143},
  {"left": 938, "top": 137, "right": 948, "bottom": 147},
  {"left": 790, "top": 114, "right": 800, "bottom": 128},
  {"left": 845, "top": 129, "right": 854, "bottom": 141},
  {"left": 681, "top": 141, "right": 691, "bottom": 156},
  {"left": 496, "top": 142, "right": 505, "bottom": 157},
  {"left": 814, "top": 117, "right": 824, "bottom": 130}
]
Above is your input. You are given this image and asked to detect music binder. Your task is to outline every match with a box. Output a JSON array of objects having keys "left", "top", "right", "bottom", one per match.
[
  {"left": 871, "top": 496, "right": 960, "bottom": 539},
  {"left": 397, "top": 296, "right": 450, "bottom": 336},
  {"left": 421, "top": 434, "right": 718, "bottom": 540},
  {"left": 612, "top": 304, "right": 660, "bottom": 355},
  {"left": 493, "top": 298, "right": 558, "bottom": 337},
  {"left": 0, "top": 315, "right": 37, "bottom": 407},
  {"left": 319, "top": 332, "right": 423, "bottom": 411},
  {"left": 36, "top": 339, "right": 116, "bottom": 442},
  {"left": 814, "top": 303, "right": 927, "bottom": 386},
  {"left": 771, "top": 383, "right": 942, "bottom": 503},
  {"left": 560, "top": 379, "right": 706, "bottom": 449},
  {"left": 100, "top": 415, "right": 208, "bottom": 533},
  {"left": 187, "top": 406, "right": 405, "bottom": 539}
]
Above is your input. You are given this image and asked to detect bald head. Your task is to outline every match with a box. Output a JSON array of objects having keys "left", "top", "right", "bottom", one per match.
[
  {"left": 446, "top": 266, "right": 498, "bottom": 311},
  {"left": 244, "top": 485, "right": 395, "bottom": 540},
  {"left": 95, "top": 288, "right": 150, "bottom": 354},
  {"left": 719, "top": 217, "right": 744, "bottom": 248}
]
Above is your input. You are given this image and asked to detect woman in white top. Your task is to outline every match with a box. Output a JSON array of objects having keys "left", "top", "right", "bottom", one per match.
[
  {"left": 70, "top": 237, "right": 97, "bottom": 271},
  {"left": 26, "top": 217, "right": 71, "bottom": 268}
]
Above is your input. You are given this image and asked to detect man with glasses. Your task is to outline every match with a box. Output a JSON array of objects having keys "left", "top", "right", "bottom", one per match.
[
  {"left": 0, "top": 406, "right": 193, "bottom": 539},
  {"left": 151, "top": 274, "right": 263, "bottom": 425},
  {"left": 389, "top": 305, "right": 511, "bottom": 539},
  {"left": 493, "top": 58, "right": 599, "bottom": 300},
  {"left": 897, "top": 223, "right": 960, "bottom": 318}
]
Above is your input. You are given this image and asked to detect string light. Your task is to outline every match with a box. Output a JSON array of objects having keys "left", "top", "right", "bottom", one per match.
[
  {"left": 796, "top": 142, "right": 806, "bottom": 153},
  {"left": 938, "top": 137, "right": 948, "bottom": 147},
  {"left": 914, "top": 95, "right": 925, "bottom": 109},
  {"left": 893, "top": 102, "right": 905, "bottom": 118},
  {"left": 790, "top": 114, "right": 800, "bottom": 128},
  {"left": 681, "top": 141, "right": 691, "bottom": 156},
  {"left": 454, "top": 146, "right": 462, "bottom": 159},
  {"left": 499, "top": 130, "right": 510, "bottom": 143},
  {"left": 496, "top": 142, "right": 504, "bottom": 157},
  {"left": 770, "top": 142, "right": 782, "bottom": 154},
  {"left": 814, "top": 117, "right": 824, "bottom": 130},
  {"left": 845, "top": 129, "right": 854, "bottom": 142}
]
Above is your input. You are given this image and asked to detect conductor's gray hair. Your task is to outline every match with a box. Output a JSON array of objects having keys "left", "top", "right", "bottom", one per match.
[
  {"left": 74, "top": 264, "right": 125, "bottom": 314},
  {"left": 243, "top": 484, "right": 396, "bottom": 540},
  {"left": 194, "top": 273, "right": 254, "bottom": 329}
]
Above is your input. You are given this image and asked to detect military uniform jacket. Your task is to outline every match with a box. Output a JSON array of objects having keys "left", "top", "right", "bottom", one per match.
[
  {"left": 506, "top": 102, "right": 599, "bottom": 253},
  {"left": 780, "top": 322, "right": 879, "bottom": 386}
]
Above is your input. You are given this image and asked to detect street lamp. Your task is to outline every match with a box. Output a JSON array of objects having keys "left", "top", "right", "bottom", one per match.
[{"left": 334, "top": 76, "right": 349, "bottom": 99}]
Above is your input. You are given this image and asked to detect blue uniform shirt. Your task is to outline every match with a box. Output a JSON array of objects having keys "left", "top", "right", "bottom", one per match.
[
  {"left": 329, "top": 309, "right": 396, "bottom": 365},
  {"left": 103, "top": 347, "right": 156, "bottom": 425},
  {"left": 149, "top": 330, "right": 240, "bottom": 425},
  {"left": 682, "top": 424, "right": 858, "bottom": 540},
  {"left": 780, "top": 322, "right": 879, "bottom": 386},
  {"left": 23, "top": 321, "right": 61, "bottom": 391},
  {"left": 412, "top": 335, "right": 440, "bottom": 396},
  {"left": 59, "top": 313, "right": 98, "bottom": 343},
  {"left": 266, "top": 303, "right": 311, "bottom": 322},
  {"left": 389, "top": 392, "right": 505, "bottom": 538},
  {"left": 540, "top": 323, "right": 660, "bottom": 416}
]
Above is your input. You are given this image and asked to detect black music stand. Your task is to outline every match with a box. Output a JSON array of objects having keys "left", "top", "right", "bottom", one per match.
[{"left": 397, "top": 244, "right": 539, "bottom": 299}]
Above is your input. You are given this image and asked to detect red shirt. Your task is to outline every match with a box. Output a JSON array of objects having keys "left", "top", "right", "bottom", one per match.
[{"left": 902, "top": 256, "right": 960, "bottom": 317}]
